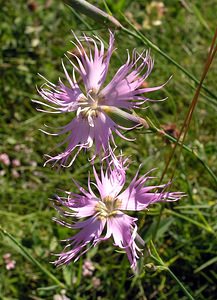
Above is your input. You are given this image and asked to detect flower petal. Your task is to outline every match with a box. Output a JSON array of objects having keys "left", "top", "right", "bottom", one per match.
[
  {"left": 37, "top": 63, "right": 84, "bottom": 113},
  {"left": 54, "top": 216, "right": 105, "bottom": 266},
  {"left": 118, "top": 171, "right": 184, "bottom": 211},
  {"left": 100, "top": 51, "right": 162, "bottom": 109},
  {"left": 107, "top": 213, "right": 140, "bottom": 270},
  {"left": 93, "top": 155, "right": 126, "bottom": 199},
  {"left": 70, "top": 31, "right": 114, "bottom": 93}
]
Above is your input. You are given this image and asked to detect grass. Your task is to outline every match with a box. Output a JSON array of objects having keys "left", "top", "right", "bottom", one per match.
[{"left": 0, "top": 0, "right": 217, "bottom": 299}]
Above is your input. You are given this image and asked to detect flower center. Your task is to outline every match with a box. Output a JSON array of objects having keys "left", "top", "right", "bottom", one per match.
[
  {"left": 95, "top": 196, "right": 121, "bottom": 219},
  {"left": 78, "top": 90, "right": 105, "bottom": 126}
]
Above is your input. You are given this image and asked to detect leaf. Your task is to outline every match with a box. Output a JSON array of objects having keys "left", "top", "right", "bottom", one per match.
[
  {"left": 194, "top": 257, "right": 217, "bottom": 273},
  {"left": 143, "top": 217, "right": 174, "bottom": 243}
]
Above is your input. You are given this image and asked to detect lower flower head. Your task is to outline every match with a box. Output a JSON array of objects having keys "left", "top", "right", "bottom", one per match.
[{"left": 53, "top": 157, "right": 184, "bottom": 270}]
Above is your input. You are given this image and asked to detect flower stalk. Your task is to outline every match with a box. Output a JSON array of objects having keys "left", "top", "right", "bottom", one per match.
[{"left": 148, "top": 240, "right": 195, "bottom": 300}]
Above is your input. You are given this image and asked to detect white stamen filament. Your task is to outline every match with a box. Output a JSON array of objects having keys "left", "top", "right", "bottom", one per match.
[
  {"left": 95, "top": 196, "right": 121, "bottom": 218},
  {"left": 77, "top": 91, "right": 106, "bottom": 126}
]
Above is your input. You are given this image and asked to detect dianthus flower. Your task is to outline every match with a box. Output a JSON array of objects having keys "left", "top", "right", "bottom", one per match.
[
  {"left": 53, "top": 158, "right": 183, "bottom": 270},
  {"left": 35, "top": 31, "right": 166, "bottom": 167}
]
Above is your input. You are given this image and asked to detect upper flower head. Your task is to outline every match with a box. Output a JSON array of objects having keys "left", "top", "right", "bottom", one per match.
[
  {"left": 35, "top": 31, "right": 166, "bottom": 167},
  {"left": 53, "top": 158, "right": 183, "bottom": 270}
]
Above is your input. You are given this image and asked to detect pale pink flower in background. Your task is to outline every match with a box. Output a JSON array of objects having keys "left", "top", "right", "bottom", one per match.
[
  {"left": 53, "top": 295, "right": 63, "bottom": 300},
  {"left": 14, "top": 145, "right": 22, "bottom": 151},
  {"left": 82, "top": 259, "right": 95, "bottom": 277},
  {"left": 0, "top": 153, "right": 10, "bottom": 166},
  {"left": 35, "top": 31, "right": 166, "bottom": 167},
  {"left": 11, "top": 169, "right": 20, "bottom": 179},
  {"left": 3, "top": 253, "right": 16, "bottom": 270},
  {"left": 53, "top": 158, "right": 183, "bottom": 270},
  {"left": 53, "top": 290, "right": 70, "bottom": 300},
  {"left": 92, "top": 277, "right": 101, "bottom": 288},
  {"left": 6, "top": 260, "right": 16, "bottom": 270},
  {"left": 12, "top": 159, "right": 21, "bottom": 167},
  {"left": 29, "top": 160, "right": 37, "bottom": 167},
  {"left": 3, "top": 253, "right": 11, "bottom": 260}
]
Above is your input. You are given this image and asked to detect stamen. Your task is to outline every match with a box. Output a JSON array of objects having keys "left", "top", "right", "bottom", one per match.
[{"left": 95, "top": 196, "right": 121, "bottom": 218}]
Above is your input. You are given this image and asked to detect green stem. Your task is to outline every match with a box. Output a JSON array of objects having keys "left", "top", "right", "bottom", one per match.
[
  {"left": 0, "top": 226, "right": 66, "bottom": 289},
  {"left": 167, "top": 267, "right": 195, "bottom": 300},
  {"left": 148, "top": 241, "right": 195, "bottom": 300},
  {"left": 144, "top": 117, "right": 217, "bottom": 185},
  {"left": 121, "top": 24, "right": 217, "bottom": 101},
  {"left": 162, "top": 131, "right": 217, "bottom": 185}
]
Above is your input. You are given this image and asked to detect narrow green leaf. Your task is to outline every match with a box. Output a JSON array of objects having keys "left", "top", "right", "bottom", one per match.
[
  {"left": 143, "top": 217, "right": 174, "bottom": 243},
  {"left": 165, "top": 209, "right": 214, "bottom": 234},
  {"left": 0, "top": 226, "right": 66, "bottom": 289},
  {"left": 148, "top": 240, "right": 164, "bottom": 265},
  {"left": 37, "top": 285, "right": 59, "bottom": 291},
  {"left": 194, "top": 257, "right": 217, "bottom": 273},
  {"left": 191, "top": 4, "right": 211, "bottom": 32}
]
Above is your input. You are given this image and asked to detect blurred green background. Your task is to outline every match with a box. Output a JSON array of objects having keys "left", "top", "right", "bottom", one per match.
[{"left": 0, "top": 0, "right": 217, "bottom": 299}]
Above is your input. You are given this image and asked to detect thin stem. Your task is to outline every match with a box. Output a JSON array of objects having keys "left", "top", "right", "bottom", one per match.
[
  {"left": 121, "top": 22, "right": 217, "bottom": 101},
  {"left": 144, "top": 117, "right": 217, "bottom": 185},
  {"left": 167, "top": 268, "right": 195, "bottom": 300},
  {"left": 148, "top": 241, "right": 195, "bottom": 300},
  {"left": 163, "top": 131, "right": 217, "bottom": 185}
]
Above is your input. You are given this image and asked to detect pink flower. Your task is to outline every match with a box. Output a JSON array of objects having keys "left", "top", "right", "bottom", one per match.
[
  {"left": 3, "top": 253, "right": 11, "bottom": 260},
  {"left": 6, "top": 260, "right": 16, "bottom": 270},
  {"left": 11, "top": 169, "right": 20, "bottom": 178},
  {"left": 12, "top": 159, "right": 21, "bottom": 167},
  {"left": 82, "top": 259, "right": 95, "bottom": 277},
  {"left": 53, "top": 290, "right": 70, "bottom": 300},
  {"left": 35, "top": 31, "right": 165, "bottom": 167},
  {"left": 3, "top": 253, "right": 16, "bottom": 270},
  {"left": 92, "top": 277, "right": 101, "bottom": 288},
  {"left": 53, "top": 158, "right": 183, "bottom": 270},
  {"left": 0, "top": 153, "right": 10, "bottom": 166}
]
